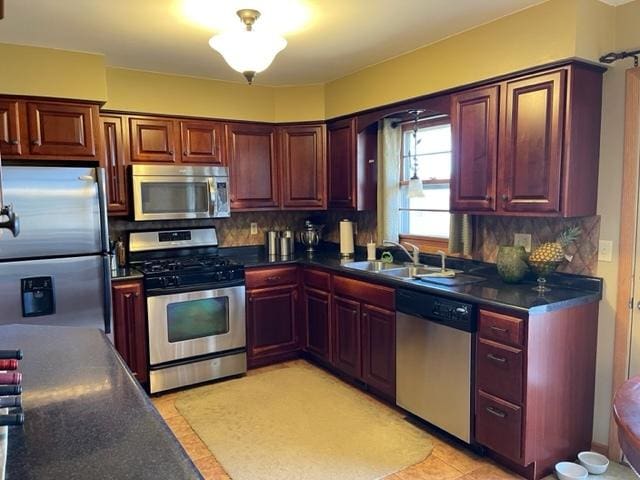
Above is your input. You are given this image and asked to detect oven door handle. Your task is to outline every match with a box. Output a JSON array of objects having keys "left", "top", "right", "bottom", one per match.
[{"left": 145, "top": 279, "right": 245, "bottom": 297}]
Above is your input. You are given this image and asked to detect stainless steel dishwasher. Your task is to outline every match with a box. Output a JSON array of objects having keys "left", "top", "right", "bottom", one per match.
[{"left": 396, "top": 288, "right": 476, "bottom": 443}]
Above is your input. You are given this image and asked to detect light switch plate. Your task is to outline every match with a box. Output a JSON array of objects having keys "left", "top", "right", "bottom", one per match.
[
  {"left": 598, "top": 240, "right": 613, "bottom": 262},
  {"left": 250, "top": 222, "right": 258, "bottom": 235},
  {"left": 514, "top": 233, "right": 532, "bottom": 253}
]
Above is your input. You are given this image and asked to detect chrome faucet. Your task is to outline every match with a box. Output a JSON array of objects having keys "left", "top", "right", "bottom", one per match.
[
  {"left": 436, "top": 250, "right": 447, "bottom": 272},
  {"left": 383, "top": 240, "right": 421, "bottom": 265}
]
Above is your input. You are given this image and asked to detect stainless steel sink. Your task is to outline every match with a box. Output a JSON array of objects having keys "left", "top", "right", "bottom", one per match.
[
  {"left": 342, "top": 260, "right": 403, "bottom": 272},
  {"left": 379, "top": 265, "right": 443, "bottom": 279}
]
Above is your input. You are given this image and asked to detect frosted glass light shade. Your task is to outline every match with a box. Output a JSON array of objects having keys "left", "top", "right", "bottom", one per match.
[
  {"left": 408, "top": 175, "right": 425, "bottom": 198},
  {"left": 209, "top": 29, "right": 287, "bottom": 77}
]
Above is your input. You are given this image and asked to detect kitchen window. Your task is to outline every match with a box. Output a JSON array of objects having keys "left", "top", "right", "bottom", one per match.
[{"left": 399, "top": 118, "right": 452, "bottom": 251}]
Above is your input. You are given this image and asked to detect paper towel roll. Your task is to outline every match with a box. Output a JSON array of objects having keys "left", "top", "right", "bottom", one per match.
[{"left": 340, "top": 220, "right": 354, "bottom": 258}]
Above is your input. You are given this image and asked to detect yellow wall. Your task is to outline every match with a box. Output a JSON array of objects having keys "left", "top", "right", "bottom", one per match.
[
  {"left": 273, "top": 84, "right": 325, "bottom": 122},
  {"left": 324, "top": 0, "right": 579, "bottom": 118},
  {"left": 0, "top": 43, "right": 107, "bottom": 101}
]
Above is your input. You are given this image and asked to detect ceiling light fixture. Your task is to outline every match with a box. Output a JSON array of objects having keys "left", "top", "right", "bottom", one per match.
[
  {"left": 208, "top": 9, "right": 287, "bottom": 85},
  {"left": 407, "top": 109, "right": 425, "bottom": 198}
]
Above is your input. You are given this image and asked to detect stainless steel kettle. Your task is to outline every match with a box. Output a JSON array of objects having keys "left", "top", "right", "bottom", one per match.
[{"left": 298, "top": 221, "right": 323, "bottom": 252}]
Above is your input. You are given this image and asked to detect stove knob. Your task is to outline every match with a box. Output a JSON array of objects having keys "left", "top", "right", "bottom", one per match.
[
  {"left": 160, "top": 277, "right": 168, "bottom": 287},
  {"left": 173, "top": 276, "right": 181, "bottom": 286}
]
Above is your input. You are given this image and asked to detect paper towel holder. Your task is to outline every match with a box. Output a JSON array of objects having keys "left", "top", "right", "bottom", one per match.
[{"left": 339, "top": 219, "right": 355, "bottom": 258}]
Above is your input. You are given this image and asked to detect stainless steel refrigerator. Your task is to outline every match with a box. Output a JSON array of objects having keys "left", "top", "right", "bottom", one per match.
[{"left": 0, "top": 166, "right": 112, "bottom": 333}]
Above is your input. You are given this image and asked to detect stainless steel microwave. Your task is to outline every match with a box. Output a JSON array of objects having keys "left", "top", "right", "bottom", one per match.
[{"left": 131, "top": 165, "right": 230, "bottom": 221}]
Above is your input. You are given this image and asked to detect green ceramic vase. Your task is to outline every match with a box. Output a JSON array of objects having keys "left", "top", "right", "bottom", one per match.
[{"left": 496, "top": 245, "right": 529, "bottom": 283}]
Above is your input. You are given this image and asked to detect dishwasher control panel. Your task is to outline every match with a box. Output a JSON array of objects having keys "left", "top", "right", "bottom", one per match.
[{"left": 396, "top": 288, "right": 476, "bottom": 332}]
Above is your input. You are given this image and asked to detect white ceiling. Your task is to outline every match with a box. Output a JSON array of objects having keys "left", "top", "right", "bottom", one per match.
[{"left": 0, "top": 0, "right": 570, "bottom": 85}]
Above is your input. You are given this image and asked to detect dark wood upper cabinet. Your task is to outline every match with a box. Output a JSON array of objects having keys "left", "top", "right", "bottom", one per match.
[
  {"left": 327, "top": 118, "right": 356, "bottom": 209},
  {"left": 129, "top": 117, "right": 177, "bottom": 163},
  {"left": 226, "top": 123, "right": 279, "bottom": 210},
  {"left": 450, "top": 85, "right": 499, "bottom": 212},
  {"left": 27, "top": 102, "right": 98, "bottom": 157},
  {"left": 361, "top": 303, "right": 395, "bottom": 400},
  {"left": 112, "top": 279, "right": 148, "bottom": 385},
  {"left": 500, "top": 70, "right": 565, "bottom": 214},
  {"left": 99, "top": 115, "right": 129, "bottom": 215},
  {"left": 0, "top": 100, "right": 21, "bottom": 155},
  {"left": 180, "top": 120, "right": 225, "bottom": 164},
  {"left": 279, "top": 124, "right": 326, "bottom": 209},
  {"left": 304, "top": 286, "right": 331, "bottom": 363},
  {"left": 450, "top": 63, "right": 603, "bottom": 217}
]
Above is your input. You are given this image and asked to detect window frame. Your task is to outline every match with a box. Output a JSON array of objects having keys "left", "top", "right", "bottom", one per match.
[{"left": 398, "top": 116, "right": 452, "bottom": 252}]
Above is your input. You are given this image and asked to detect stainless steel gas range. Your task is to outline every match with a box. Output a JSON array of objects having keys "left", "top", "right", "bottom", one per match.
[{"left": 129, "top": 228, "right": 246, "bottom": 394}]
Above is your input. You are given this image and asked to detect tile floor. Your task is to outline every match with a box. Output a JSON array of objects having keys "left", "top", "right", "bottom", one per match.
[{"left": 151, "top": 360, "right": 632, "bottom": 480}]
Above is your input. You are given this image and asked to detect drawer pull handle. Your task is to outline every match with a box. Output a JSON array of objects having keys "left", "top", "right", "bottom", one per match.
[
  {"left": 267, "top": 276, "right": 281, "bottom": 282},
  {"left": 487, "top": 353, "right": 507, "bottom": 363},
  {"left": 490, "top": 326, "right": 508, "bottom": 333},
  {"left": 486, "top": 406, "right": 506, "bottom": 418}
]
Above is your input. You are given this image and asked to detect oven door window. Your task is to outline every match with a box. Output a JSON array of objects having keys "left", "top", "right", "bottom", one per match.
[
  {"left": 166, "top": 297, "right": 229, "bottom": 343},
  {"left": 141, "top": 181, "right": 209, "bottom": 215}
]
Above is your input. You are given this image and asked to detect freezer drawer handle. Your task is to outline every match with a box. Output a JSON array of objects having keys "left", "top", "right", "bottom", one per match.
[
  {"left": 486, "top": 406, "right": 507, "bottom": 418},
  {"left": 486, "top": 353, "right": 507, "bottom": 364}
]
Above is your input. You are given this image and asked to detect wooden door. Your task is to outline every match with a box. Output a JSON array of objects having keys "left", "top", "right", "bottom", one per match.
[
  {"left": 180, "top": 120, "right": 225, "bottom": 164},
  {"left": 129, "top": 117, "right": 177, "bottom": 163},
  {"left": 327, "top": 118, "right": 356, "bottom": 209},
  {"left": 361, "top": 304, "right": 395, "bottom": 399},
  {"left": 333, "top": 295, "right": 362, "bottom": 378},
  {"left": 280, "top": 124, "right": 326, "bottom": 209},
  {"left": 499, "top": 70, "right": 566, "bottom": 214},
  {"left": 0, "top": 100, "right": 22, "bottom": 155},
  {"left": 226, "top": 123, "right": 279, "bottom": 210},
  {"left": 99, "top": 115, "right": 129, "bottom": 215},
  {"left": 304, "top": 286, "right": 331, "bottom": 362},
  {"left": 112, "top": 280, "right": 148, "bottom": 384},
  {"left": 27, "top": 102, "right": 98, "bottom": 157},
  {"left": 247, "top": 284, "right": 299, "bottom": 366},
  {"left": 450, "top": 85, "right": 499, "bottom": 212}
]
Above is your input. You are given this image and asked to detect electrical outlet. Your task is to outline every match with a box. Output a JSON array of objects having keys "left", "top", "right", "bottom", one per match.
[
  {"left": 250, "top": 222, "right": 258, "bottom": 235},
  {"left": 514, "top": 233, "right": 532, "bottom": 253},
  {"left": 598, "top": 240, "right": 613, "bottom": 262}
]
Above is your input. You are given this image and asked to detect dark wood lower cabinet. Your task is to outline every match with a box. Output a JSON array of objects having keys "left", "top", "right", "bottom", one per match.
[
  {"left": 111, "top": 279, "right": 148, "bottom": 385},
  {"left": 333, "top": 295, "right": 362, "bottom": 379},
  {"left": 304, "top": 286, "right": 331, "bottom": 362},
  {"left": 246, "top": 283, "right": 300, "bottom": 368},
  {"left": 361, "top": 304, "right": 395, "bottom": 399}
]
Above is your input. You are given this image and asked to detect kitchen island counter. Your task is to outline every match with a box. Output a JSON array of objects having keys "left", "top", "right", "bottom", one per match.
[{"left": 0, "top": 324, "right": 202, "bottom": 480}]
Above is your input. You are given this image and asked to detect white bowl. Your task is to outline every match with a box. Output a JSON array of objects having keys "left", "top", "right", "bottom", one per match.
[
  {"left": 555, "top": 461, "right": 588, "bottom": 480},
  {"left": 578, "top": 451, "right": 609, "bottom": 474}
]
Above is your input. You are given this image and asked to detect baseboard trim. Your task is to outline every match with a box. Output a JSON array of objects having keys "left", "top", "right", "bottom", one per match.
[{"left": 592, "top": 441, "right": 609, "bottom": 456}]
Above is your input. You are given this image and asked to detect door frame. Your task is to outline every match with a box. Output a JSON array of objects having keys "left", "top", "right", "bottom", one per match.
[{"left": 610, "top": 67, "right": 640, "bottom": 460}]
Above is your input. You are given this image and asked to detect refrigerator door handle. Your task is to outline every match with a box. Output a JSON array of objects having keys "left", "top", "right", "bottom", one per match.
[{"left": 95, "top": 168, "right": 110, "bottom": 254}]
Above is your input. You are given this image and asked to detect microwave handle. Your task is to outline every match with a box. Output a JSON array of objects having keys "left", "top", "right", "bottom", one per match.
[{"left": 208, "top": 178, "right": 217, "bottom": 217}]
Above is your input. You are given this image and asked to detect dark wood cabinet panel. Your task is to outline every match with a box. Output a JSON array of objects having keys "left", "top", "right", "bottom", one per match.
[
  {"left": 112, "top": 280, "right": 148, "bottom": 385},
  {"left": 280, "top": 124, "right": 326, "bottom": 209},
  {"left": 99, "top": 115, "right": 129, "bottom": 215},
  {"left": 304, "top": 287, "right": 331, "bottom": 362},
  {"left": 476, "top": 338, "right": 523, "bottom": 405},
  {"left": 247, "top": 284, "right": 299, "bottom": 367},
  {"left": 0, "top": 100, "right": 22, "bottom": 155},
  {"left": 500, "top": 70, "right": 565, "bottom": 214},
  {"left": 27, "top": 102, "right": 98, "bottom": 157},
  {"left": 129, "top": 117, "right": 177, "bottom": 163},
  {"left": 450, "top": 85, "right": 499, "bottom": 212},
  {"left": 226, "top": 123, "right": 279, "bottom": 210},
  {"left": 333, "top": 295, "right": 362, "bottom": 378},
  {"left": 180, "top": 120, "right": 225, "bottom": 164},
  {"left": 476, "top": 390, "right": 523, "bottom": 462},
  {"left": 361, "top": 303, "right": 395, "bottom": 399},
  {"left": 327, "top": 118, "right": 356, "bottom": 209}
]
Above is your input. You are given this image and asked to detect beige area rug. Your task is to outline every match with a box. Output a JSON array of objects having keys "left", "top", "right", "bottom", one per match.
[{"left": 175, "top": 362, "right": 434, "bottom": 480}]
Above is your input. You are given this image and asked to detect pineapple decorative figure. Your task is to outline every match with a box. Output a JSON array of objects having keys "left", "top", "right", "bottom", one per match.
[{"left": 528, "top": 226, "right": 581, "bottom": 293}]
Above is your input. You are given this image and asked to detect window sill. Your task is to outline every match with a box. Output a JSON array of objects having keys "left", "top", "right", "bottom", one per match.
[{"left": 398, "top": 234, "right": 449, "bottom": 254}]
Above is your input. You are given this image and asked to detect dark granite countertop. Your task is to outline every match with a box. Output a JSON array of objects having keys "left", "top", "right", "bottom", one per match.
[
  {"left": 0, "top": 325, "right": 202, "bottom": 480},
  {"left": 111, "top": 266, "right": 144, "bottom": 281},
  {"left": 220, "top": 245, "right": 602, "bottom": 315}
]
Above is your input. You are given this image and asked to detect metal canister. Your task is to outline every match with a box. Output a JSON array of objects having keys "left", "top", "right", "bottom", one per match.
[
  {"left": 265, "top": 230, "right": 280, "bottom": 256},
  {"left": 279, "top": 236, "right": 291, "bottom": 258},
  {"left": 282, "top": 229, "right": 295, "bottom": 254}
]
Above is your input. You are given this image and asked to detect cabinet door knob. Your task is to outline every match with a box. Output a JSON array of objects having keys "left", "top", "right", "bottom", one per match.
[
  {"left": 485, "top": 195, "right": 492, "bottom": 201},
  {"left": 169, "top": 150, "right": 174, "bottom": 156},
  {"left": 501, "top": 194, "right": 509, "bottom": 201},
  {"left": 9, "top": 140, "right": 18, "bottom": 145},
  {"left": 183, "top": 151, "right": 188, "bottom": 156},
  {"left": 31, "top": 139, "right": 41, "bottom": 146}
]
